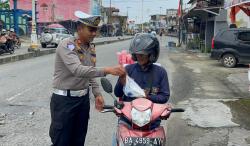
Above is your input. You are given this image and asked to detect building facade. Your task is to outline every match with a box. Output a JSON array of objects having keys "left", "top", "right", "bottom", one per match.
[
  {"left": 183, "top": 0, "right": 227, "bottom": 52},
  {"left": 149, "top": 14, "right": 166, "bottom": 33}
]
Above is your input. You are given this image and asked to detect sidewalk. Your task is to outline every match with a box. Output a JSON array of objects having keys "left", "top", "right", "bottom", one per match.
[{"left": 0, "top": 36, "right": 133, "bottom": 65}]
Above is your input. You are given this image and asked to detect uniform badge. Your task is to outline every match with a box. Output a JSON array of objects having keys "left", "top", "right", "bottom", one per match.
[
  {"left": 151, "top": 87, "right": 159, "bottom": 95},
  {"left": 79, "top": 54, "right": 85, "bottom": 61},
  {"left": 91, "top": 57, "right": 96, "bottom": 63},
  {"left": 94, "top": 17, "right": 100, "bottom": 26},
  {"left": 90, "top": 47, "right": 96, "bottom": 53},
  {"left": 90, "top": 47, "right": 96, "bottom": 58},
  {"left": 67, "top": 43, "right": 75, "bottom": 51}
]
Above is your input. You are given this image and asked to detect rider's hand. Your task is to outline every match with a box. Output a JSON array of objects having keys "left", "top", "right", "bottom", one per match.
[
  {"left": 95, "top": 95, "right": 104, "bottom": 112},
  {"left": 104, "top": 65, "right": 125, "bottom": 76},
  {"left": 161, "top": 103, "right": 172, "bottom": 120},
  {"left": 166, "top": 103, "right": 172, "bottom": 111}
]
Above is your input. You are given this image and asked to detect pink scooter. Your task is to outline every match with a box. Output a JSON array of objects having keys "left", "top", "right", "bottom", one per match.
[{"left": 101, "top": 78, "right": 184, "bottom": 146}]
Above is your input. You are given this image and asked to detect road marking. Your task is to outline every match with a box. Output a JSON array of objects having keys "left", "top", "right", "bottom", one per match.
[
  {"left": 6, "top": 82, "right": 44, "bottom": 102},
  {"left": 6, "top": 88, "right": 32, "bottom": 101}
]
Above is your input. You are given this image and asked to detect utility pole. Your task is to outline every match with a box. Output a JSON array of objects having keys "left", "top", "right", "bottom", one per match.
[
  {"left": 51, "top": 1, "right": 56, "bottom": 22},
  {"left": 28, "top": 0, "right": 39, "bottom": 52},
  {"left": 13, "top": 0, "right": 19, "bottom": 35},
  {"left": 126, "top": 7, "right": 131, "bottom": 34},
  {"left": 178, "top": 0, "right": 183, "bottom": 46},
  {"left": 141, "top": 0, "right": 143, "bottom": 32},
  {"left": 108, "top": 0, "right": 111, "bottom": 36},
  {"left": 126, "top": 6, "right": 131, "bottom": 18},
  {"left": 109, "top": 0, "right": 111, "bottom": 24}
]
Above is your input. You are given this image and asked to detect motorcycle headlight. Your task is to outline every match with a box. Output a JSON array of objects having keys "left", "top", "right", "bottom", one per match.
[{"left": 131, "top": 108, "right": 151, "bottom": 127}]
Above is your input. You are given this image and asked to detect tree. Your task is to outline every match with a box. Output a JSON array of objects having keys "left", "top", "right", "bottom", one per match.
[{"left": 0, "top": 0, "right": 10, "bottom": 10}]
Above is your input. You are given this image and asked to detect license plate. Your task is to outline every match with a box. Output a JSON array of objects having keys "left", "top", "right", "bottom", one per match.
[{"left": 123, "top": 137, "right": 163, "bottom": 146}]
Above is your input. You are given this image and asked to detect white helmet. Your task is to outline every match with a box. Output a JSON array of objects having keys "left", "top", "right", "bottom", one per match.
[
  {"left": 10, "top": 28, "right": 14, "bottom": 32},
  {"left": 2, "top": 29, "right": 6, "bottom": 32}
]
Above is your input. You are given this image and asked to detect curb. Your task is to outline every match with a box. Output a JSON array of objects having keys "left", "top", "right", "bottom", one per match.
[{"left": 0, "top": 37, "right": 133, "bottom": 65}]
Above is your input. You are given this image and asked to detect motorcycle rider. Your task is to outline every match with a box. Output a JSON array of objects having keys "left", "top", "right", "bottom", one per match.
[
  {"left": 0, "top": 29, "right": 8, "bottom": 50},
  {"left": 9, "top": 28, "right": 20, "bottom": 48},
  {"left": 114, "top": 33, "right": 170, "bottom": 129},
  {"left": 9, "top": 28, "right": 16, "bottom": 40},
  {"left": 1, "top": 29, "right": 8, "bottom": 37}
]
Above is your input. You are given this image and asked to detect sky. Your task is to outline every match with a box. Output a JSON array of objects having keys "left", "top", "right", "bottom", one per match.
[{"left": 102, "top": 0, "right": 190, "bottom": 23}]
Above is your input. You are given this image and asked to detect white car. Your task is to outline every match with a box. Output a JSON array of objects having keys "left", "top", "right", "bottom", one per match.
[
  {"left": 151, "top": 31, "right": 157, "bottom": 37},
  {"left": 40, "top": 28, "right": 73, "bottom": 48}
]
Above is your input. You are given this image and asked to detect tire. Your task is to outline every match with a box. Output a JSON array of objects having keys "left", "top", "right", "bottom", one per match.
[
  {"left": 14, "top": 45, "right": 19, "bottom": 50},
  {"left": 9, "top": 50, "right": 14, "bottom": 54},
  {"left": 41, "top": 43, "right": 47, "bottom": 48},
  {"left": 8, "top": 41, "right": 15, "bottom": 54},
  {"left": 9, "top": 47, "right": 14, "bottom": 54},
  {"left": 43, "top": 33, "right": 53, "bottom": 43},
  {"left": 221, "top": 54, "right": 237, "bottom": 68}
]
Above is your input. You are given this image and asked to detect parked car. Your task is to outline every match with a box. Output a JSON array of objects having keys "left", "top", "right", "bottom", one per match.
[
  {"left": 211, "top": 28, "right": 250, "bottom": 68},
  {"left": 40, "top": 27, "right": 73, "bottom": 48},
  {"left": 151, "top": 31, "right": 157, "bottom": 37}
]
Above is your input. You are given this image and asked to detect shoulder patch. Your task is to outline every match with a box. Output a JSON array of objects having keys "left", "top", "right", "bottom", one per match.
[
  {"left": 90, "top": 43, "right": 95, "bottom": 48},
  {"left": 67, "top": 43, "right": 75, "bottom": 51},
  {"left": 153, "top": 63, "right": 162, "bottom": 67}
]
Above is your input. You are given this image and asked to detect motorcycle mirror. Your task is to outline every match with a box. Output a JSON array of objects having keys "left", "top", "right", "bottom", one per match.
[{"left": 101, "top": 78, "right": 113, "bottom": 93}]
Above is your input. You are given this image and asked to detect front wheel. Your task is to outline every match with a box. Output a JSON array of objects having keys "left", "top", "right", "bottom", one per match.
[
  {"left": 9, "top": 50, "right": 14, "bottom": 54},
  {"left": 221, "top": 54, "right": 237, "bottom": 68},
  {"left": 9, "top": 48, "right": 14, "bottom": 54}
]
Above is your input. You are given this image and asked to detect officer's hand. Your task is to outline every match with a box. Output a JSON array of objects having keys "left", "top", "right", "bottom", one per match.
[
  {"left": 104, "top": 65, "right": 126, "bottom": 76},
  {"left": 144, "top": 90, "right": 149, "bottom": 97},
  {"left": 119, "top": 74, "right": 126, "bottom": 85},
  {"left": 95, "top": 95, "right": 104, "bottom": 111}
]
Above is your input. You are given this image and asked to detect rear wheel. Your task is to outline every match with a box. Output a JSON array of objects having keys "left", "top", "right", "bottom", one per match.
[
  {"left": 9, "top": 47, "right": 14, "bottom": 54},
  {"left": 221, "top": 54, "right": 237, "bottom": 68},
  {"left": 41, "top": 43, "right": 47, "bottom": 48}
]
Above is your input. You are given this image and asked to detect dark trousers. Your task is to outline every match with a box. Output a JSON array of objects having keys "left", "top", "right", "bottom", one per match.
[{"left": 49, "top": 93, "right": 90, "bottom": 146}]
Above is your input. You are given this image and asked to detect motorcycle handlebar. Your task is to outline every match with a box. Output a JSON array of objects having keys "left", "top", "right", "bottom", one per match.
[
  {"left": 103, "top": 105, "right": 114, "bottom": 110},
  {"left": 171, "top": 108, "right": 185, "bottom": 112}
]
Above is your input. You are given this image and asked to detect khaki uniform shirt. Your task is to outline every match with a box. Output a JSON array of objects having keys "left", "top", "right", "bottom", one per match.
[{"left": 53, "top": 36, "right": 105, "bottom": 97}]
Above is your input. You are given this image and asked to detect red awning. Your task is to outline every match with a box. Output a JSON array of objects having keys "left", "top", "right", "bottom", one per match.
[
  {"left": 225, "top": 0, "right": 250, "bottom": 9},
  {"left": 47, "top": 24, "right": 65, "bottom": 28},
  {"left": 225, "top": 0, "right": 250, "bottom": 23}
]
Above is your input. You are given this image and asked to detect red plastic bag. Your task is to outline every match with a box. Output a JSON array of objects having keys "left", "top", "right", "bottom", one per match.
[{"left": 117, "top": 50, "right": 134, "bottom": 65}]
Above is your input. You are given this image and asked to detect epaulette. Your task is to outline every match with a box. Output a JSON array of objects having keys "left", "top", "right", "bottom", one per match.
[{"left": 90, "top": 43, "right": 95, "bottom": 48}]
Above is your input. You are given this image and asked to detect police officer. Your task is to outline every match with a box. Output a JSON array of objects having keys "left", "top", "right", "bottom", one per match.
[
  {"left": 114, "top": 33, "right": 170, "bottom": 129},
  {"left": 49, "top": 11, "right": 125, "bottom": 146}
]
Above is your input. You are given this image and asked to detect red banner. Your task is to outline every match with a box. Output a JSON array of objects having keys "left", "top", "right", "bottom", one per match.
[
  {"left": 10, "top": 0, "right": 91, "bottom": 22},
  {"left": 178, "top": 0, "right": 182, "bottom": 17}
]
